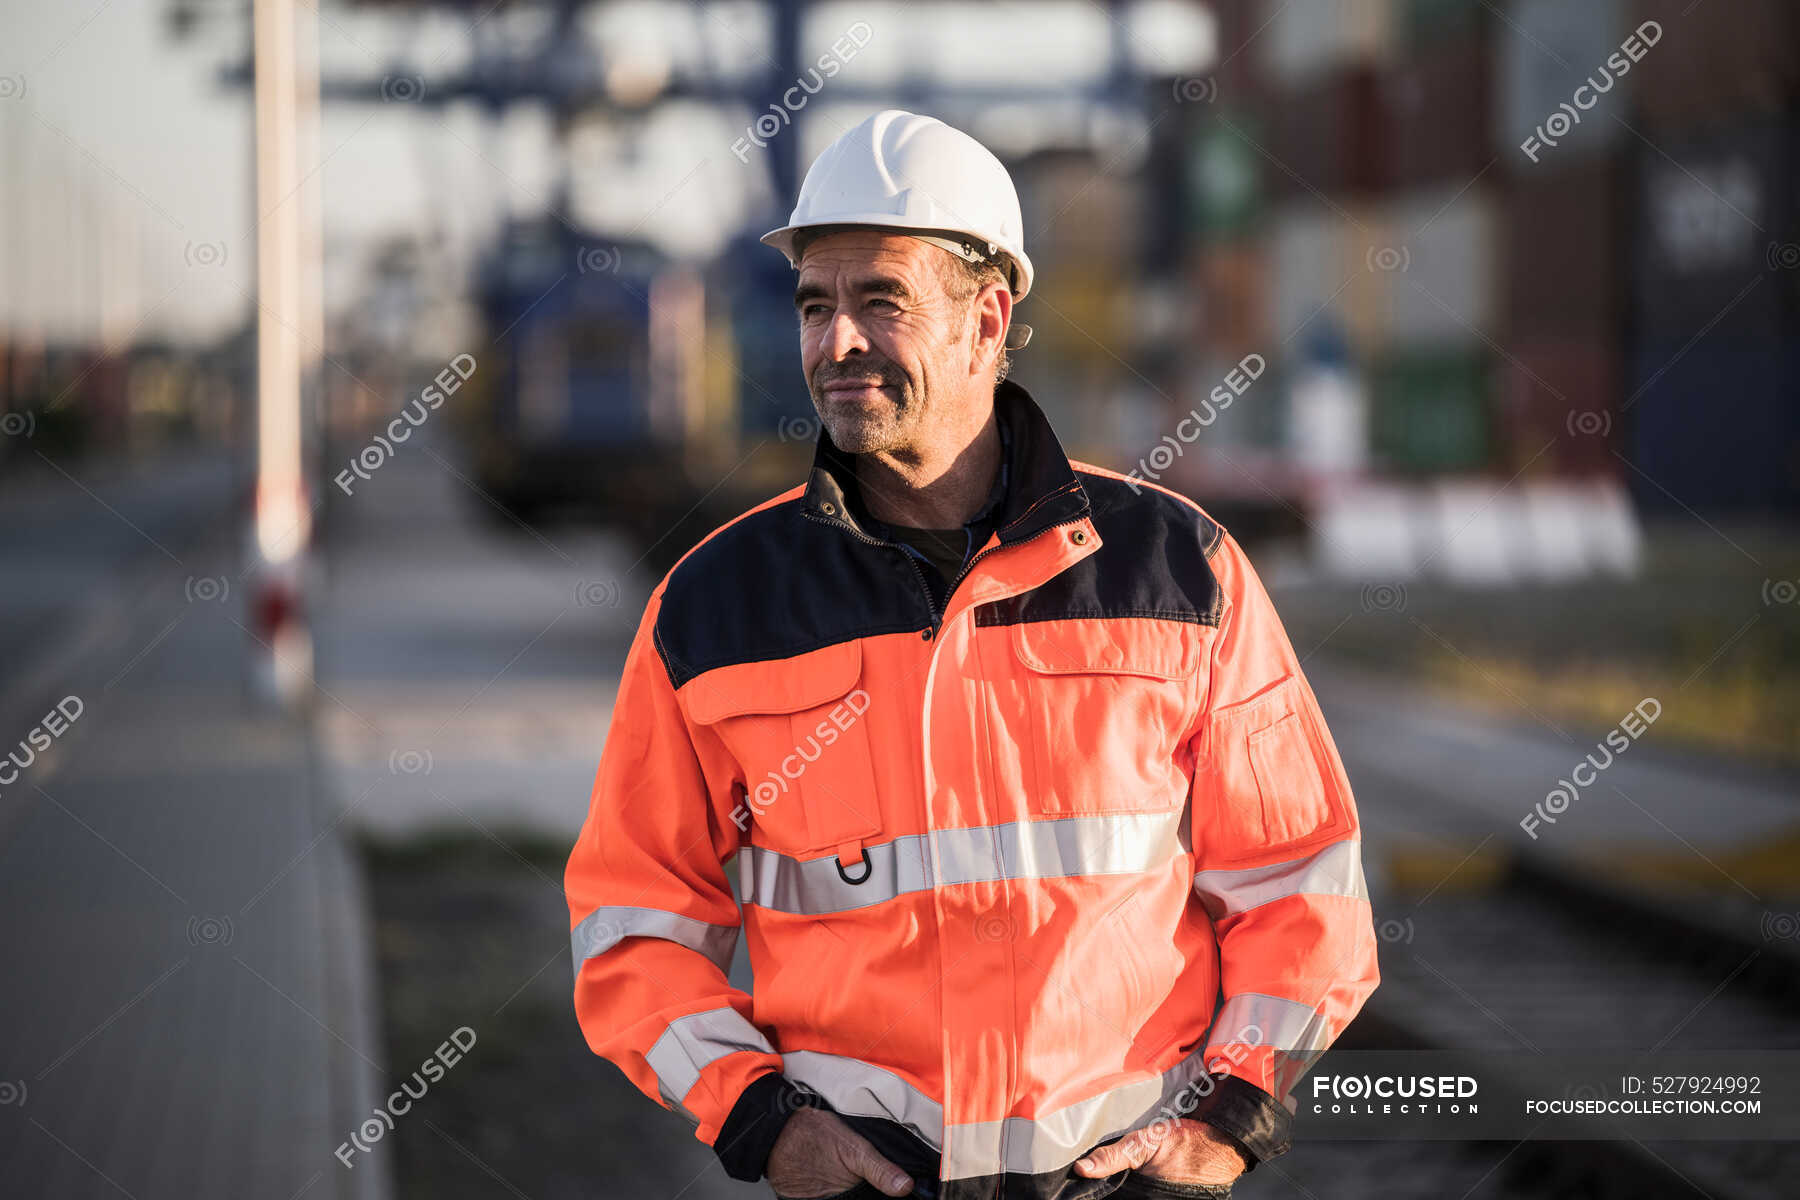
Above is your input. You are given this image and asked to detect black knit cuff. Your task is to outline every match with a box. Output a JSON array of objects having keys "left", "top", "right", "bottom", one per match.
[
  {"left": 1187, "top": 1073, "right": 1292, "bottom": 1169},
  {"left": 711, "top": 1073, "right": 829, "bottom": 1182}
]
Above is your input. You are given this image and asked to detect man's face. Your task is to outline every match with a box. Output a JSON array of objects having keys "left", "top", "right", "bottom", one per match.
[{"left": 794, "top": 230, "right": 978, "bottom": 456}]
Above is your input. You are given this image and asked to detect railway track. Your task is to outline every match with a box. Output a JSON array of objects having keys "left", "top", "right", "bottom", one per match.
[{"left": 1340, "top": 843, "right": 1800, "bottom": 1200}]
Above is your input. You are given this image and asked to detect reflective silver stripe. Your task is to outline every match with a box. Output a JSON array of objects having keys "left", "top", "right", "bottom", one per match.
[
  {"left": 569, "top": 905, "right": 738, "bottom": 976},
  {"left": 645, "top": 1006, "right": 773, "bottom": 1106},
  {"left": 779, "top": 1042, "right": 1251, "bottom": 1180},
  {"left": 737, "top": 809, "right": 1184, "bottom": 915},
  {"left": 937, "top": 811, "right": 1181, "bottom": 884},
  {"left": 1191, "top": 839, "right": 1368, "bottom": 921},
  {"left": 782, "top": 1049, "right": 945, "bottom": 1148},
  {"left": 738, "top": 838, "right": 934, "bottom": 914},
  {"left": 942, "top": 1044, "right": 1227, "bottom": 1179},
  {"left": 1205, "top": 992, "right": 1332, "bottom": 1057},
  {"left": 1271, "top": 1047, "right": 1324, "bottom": 1103},
  {"left": 1205, "top": 991, "right": 1334, "bottom": 1103},
  {"left": 945, "top": 995, "right": 1336, "bottom": 1177}
]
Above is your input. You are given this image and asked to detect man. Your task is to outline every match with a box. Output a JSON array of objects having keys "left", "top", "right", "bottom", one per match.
[{"left": 566, "top": 110, "right": 1379, "bottom": 1200}]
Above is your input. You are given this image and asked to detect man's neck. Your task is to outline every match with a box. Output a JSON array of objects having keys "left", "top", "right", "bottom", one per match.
[{"left": 856, "top": 406, "right": 1002, "bottom": 530}]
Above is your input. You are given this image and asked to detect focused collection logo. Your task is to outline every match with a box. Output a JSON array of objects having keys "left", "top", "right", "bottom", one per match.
[{"left": 1309, "top": 1073, "right": 1480, "bottom": 1116}]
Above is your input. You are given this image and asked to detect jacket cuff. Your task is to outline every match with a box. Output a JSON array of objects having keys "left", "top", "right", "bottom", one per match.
[
  {"left": 1188, "top": 1073, "right": 1292, "bottom": 1169},
  {"left": 711, "top": 1072, "right": 828, "bottom": 1182}
]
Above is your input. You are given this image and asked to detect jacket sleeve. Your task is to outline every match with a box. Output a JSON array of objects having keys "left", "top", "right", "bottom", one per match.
[
  {"left": 1181, "top": 530, "right": 1380, "bottom": 1167},
  {"left": 565, "top": 587, "right": 819, "bottom": 1180}
]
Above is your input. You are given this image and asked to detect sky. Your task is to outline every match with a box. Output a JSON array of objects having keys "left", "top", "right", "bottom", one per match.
[{"left": 0, "top": 0, "right": 1215, "bottom": 347}]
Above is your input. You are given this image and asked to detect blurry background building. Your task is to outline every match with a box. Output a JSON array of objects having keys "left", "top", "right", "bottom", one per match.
[{"left": 5, "top": 1, "right": 1794, "bottom": 575}]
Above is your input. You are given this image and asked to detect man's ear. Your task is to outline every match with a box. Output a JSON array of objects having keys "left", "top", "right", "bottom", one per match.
[{"left": 970, "top": 281, "right": 1012, "bottom": 379}]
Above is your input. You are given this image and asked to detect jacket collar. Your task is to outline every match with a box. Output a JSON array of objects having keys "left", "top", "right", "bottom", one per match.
[{"left": 801, "top": 379, "right": 1090, "bottom": 546}]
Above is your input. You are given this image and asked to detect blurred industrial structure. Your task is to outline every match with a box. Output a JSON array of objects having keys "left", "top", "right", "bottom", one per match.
[{"left": 6, "top": 0, "right": 1790, "bottom": 573}]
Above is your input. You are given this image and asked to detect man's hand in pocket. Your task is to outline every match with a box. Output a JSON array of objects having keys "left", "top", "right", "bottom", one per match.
[
  {"left": 1071, "top": 1117, "right": 1248, "bottom": 1186},
  {"left": 765, "top": 1107, "right": 915, "bottom": 1198}
]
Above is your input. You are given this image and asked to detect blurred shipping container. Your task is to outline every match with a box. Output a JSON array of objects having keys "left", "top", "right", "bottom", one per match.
[
  {"left": 1204, "top": 0, "right": 1272, "bottom": 101},
  {"left": 1145, "top": 99, "right": 1196, "bottom": 268},
  {"left": 1383, "top": 184, "right": 1500, "bottom": 349},
  {"left": 1258, "top": 0, "right": 1397, "bottom": 87},
  {"left": 1015, "top": 150, "right": 1138, "bottom": 271},
  {"left": 1370, "top": 348, "right": 1494, "bottom": 473},
  {"left": 1498, "top": 337, "right": 1621, "bottom": 476},
  {"left": 1184, "top": 114, "right": 1265, "bottom": 243},
  {"left": 1193, "top": 351, "right": 1285, "bottom": 451},
  {"left": 1195, "top": 239, "right": 1270, "bottom": 356},
  {"left": 1625, "top": 339, "right": 1800, "bottom": 513},
  {"left": 1494, "top": 0, "right": 1628, "bottom": 162},
  {"left": 1270, "top": 204, "right": 1340, "bottom": 348},
  {"left": 1402, "top": 0, "right": 1485, "bottom": 47},
  {"left": 1502, "top": 157, "right": 1626, "bottom": 337},
  {"left": 1033, "top": 260, "right": 1132, "bottom": 364},
  {"left": 1385, "top": 28, "right": 1490, "bottom": 187},
  {"left": 1271, "top": 202, "right": 1380, "bottom": 354},
  {"left": 1630, "top": 0, "right": 1798, "bottom": 134},
  {"left": 1267, "top": 64, "right": 1389, "bottom": 199},
  {"left": 1336, "top": 208, "right": 1403, "bottom": 357},
  {"left": 1628, "top": 113, "right": 1798, "bottom": 341}
]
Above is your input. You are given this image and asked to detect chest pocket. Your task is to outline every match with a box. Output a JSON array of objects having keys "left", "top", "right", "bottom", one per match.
[
  {"left": 683, "top": 640, "right": 881, "bottom": 863},
  {"left": 1009, "top": 618, "right": 1204, "bottom": 816}
]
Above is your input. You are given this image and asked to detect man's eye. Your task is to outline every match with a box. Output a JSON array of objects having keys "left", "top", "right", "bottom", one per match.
[
  {"left": 867, "top": 298, "right": 898, "bottom": 313},
  {"left": 800, "top": 304, "right": 829, "bottom": 319}
]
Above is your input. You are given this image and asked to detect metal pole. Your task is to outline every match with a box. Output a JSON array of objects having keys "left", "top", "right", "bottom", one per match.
[
  {"left": 250, "top": 0, "right": 320, "bottom": 707},
  {"left": 253, "top": 0, "right": 307, "bottom": 564}
]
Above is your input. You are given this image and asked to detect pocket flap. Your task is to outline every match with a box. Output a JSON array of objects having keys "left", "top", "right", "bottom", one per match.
[
  {"left": 681, "top": 640, "right": 863, "bottom": 724},
  {"left": 1200, "top": 673, "right": 1352, "bottom": 864},
  {"left": 1012, "top": 618, "right": 1201, "bottom": 681}
]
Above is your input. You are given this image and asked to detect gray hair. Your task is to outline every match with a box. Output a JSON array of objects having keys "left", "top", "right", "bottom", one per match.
[{"left": 940, "top": 252, "right": 1013, "bottom": 384}]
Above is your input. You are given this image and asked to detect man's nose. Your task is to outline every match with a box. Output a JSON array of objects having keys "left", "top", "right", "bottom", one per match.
[{"left": 818, "top": 310, "right": 869, "bottom": 361}]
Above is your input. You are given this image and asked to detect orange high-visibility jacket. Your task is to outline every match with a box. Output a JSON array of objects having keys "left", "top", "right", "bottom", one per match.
[{"left": 566, "top": 381, "right": 1379, "bottom": 1199}]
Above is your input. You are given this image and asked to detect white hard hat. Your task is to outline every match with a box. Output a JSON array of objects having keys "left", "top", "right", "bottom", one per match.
[{"left": 761, "top": 110, "right": 1035, "bottom": 344}]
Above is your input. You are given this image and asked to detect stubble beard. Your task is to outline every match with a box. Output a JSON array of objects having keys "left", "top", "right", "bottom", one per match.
[{"left": 810, "top": 363, "right": 918, "bottom": 454}]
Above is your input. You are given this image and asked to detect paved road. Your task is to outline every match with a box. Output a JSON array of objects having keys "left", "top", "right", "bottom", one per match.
[
  {"left": 0, "top": 446, "right": 390, "bottom": 1200},
  {"left": 311, "top": 429, "right": 645, "bottom": 842},
  {"left": 310, "top": 428, "right": 769, "bottom": 1199},
  {"left": 1307, "top": 658, "right": 1799, "bottom": 864}
]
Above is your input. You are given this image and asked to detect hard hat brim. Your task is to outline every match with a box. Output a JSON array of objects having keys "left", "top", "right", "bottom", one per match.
[{"left": 760, "top": 217, "right": 1033, "bottom": 300}]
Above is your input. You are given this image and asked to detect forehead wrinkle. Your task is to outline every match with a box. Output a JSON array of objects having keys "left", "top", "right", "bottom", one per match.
[{"left": 793, "top": 267, "right": 926, "bottom": 309}]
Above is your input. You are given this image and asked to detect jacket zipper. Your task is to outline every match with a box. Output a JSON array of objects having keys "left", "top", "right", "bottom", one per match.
[
  {"left": 931, "top": 511, "right": 1090, "bottom": 636},
  {"left": 929, "top": 510, "right": 1087, "bottom": 1200},
  {"left": 801, "top": 507, "right": 942, "bottom": 630},
  {"left": 809, "top": 500, "right": 1089, "bottom": 1185},
  {"left": 805, "top": 507, "right": 1090, "bottom": 638}
]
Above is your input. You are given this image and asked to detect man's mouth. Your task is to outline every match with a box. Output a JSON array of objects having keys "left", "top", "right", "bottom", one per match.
[{"left": 820, "top": 380, "right": 892, "bottom": 400}]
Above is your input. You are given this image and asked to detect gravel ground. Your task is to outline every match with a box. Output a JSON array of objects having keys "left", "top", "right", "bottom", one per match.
[{"left": 361, "top": 833, "right": 764, "bottom": 1200}]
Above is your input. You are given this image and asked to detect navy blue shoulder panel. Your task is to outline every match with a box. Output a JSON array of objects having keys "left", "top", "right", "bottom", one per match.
[
  {"left": 654, "top": 498, "right": 934, "bottom": 689},
  {"left": 654, "top": 472, "right": 1225, "bottom": 687},
  {"left": 975, "top": 469, "right": 1226, "bottom": 629}
]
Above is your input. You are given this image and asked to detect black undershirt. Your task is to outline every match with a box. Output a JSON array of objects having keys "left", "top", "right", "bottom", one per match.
[{"left": 883, "top": 522, "right": 969, "bottom": 612}]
